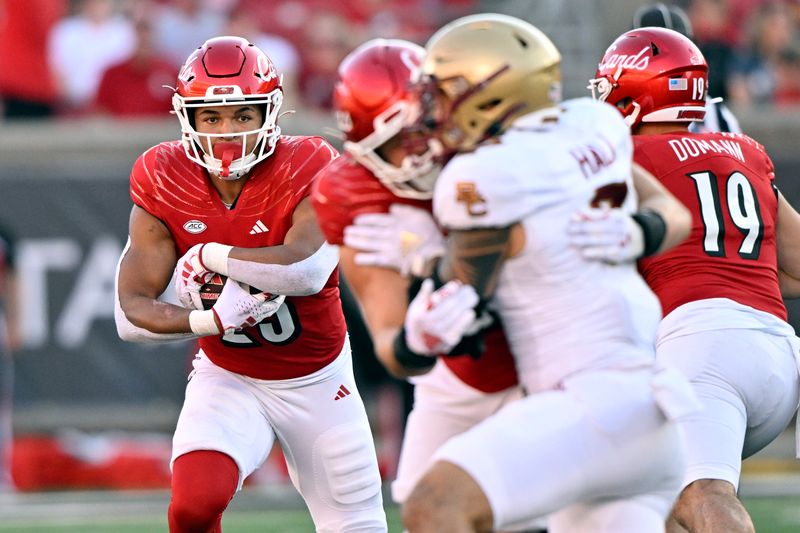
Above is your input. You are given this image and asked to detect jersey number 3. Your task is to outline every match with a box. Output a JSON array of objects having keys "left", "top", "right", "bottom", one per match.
[{"left": 689, "top": 170, "right": 764, "bottom": 260}]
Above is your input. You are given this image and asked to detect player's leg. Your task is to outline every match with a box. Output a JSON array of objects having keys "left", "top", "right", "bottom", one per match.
[
  {"left": 659, "top": 329, "right": 799, "bottom": 533},
  {"left": 169, "top": 352, "right": 276, "bottom": 533},
  {"left": 404, "top": 368, "right": 686, "bottom": 532},
  {"left": 169, "top": 451, "right": 239, "bottom": 533},
  {"left": 263, "top": 340, "right": 386, "bottom": 532},
  {"left": 402, "top": 460, "right": 494, "bottom": 533},
  {"left": 392, "top": 360, "right": 522, "bottom": 503}
]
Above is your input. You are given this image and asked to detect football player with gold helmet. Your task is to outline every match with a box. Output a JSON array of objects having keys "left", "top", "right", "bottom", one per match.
[{"left": 398, "top": 13, "right": 697, "bottom": 533}]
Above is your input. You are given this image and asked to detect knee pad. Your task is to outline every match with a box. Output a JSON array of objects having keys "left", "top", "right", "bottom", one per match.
[{"left": 315, "top": 423, "right": 382, "bottom": 506}]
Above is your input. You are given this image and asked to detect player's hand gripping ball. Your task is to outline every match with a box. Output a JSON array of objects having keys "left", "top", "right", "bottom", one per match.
[{"left": 199, "top": 274, "right": 287, "bottom": 330}]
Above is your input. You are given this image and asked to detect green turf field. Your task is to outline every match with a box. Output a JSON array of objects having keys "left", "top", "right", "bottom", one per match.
[{"left": 0, "top": 497, "right": 798, "bottom": 532}]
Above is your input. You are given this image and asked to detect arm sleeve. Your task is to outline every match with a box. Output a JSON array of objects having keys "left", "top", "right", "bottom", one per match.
[
  {"left": 114, "top": 239, "right": 195, "bottom": 344},
  {"left": 227, "top": 241, "right": 340, "bottom": 296}
]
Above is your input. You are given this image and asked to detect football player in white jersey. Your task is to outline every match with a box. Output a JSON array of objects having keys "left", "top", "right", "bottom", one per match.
[{"left": 392, "top": 14, "right": 698, "bottom": 533}]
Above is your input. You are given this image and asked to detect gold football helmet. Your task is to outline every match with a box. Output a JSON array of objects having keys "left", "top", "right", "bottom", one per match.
[{"left": 422, "top": 13, "right": 562, "bottom": 153}]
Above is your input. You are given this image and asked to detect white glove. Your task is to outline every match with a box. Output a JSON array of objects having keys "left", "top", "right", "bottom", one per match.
[
  {"left": 175, "top": 243, "right": 214, "bottom": 310},
  {"left": 191, "top": 279, "right": 285, "bottom": 336},
  {"left": 567, "top": 207, "right": 644, "bottom": 264},
  {"left": 404, "top": 279, "right": 480, "bottom": 356},
  {"left": 343, "top": 204, "right": 445, "bottom": 277}
]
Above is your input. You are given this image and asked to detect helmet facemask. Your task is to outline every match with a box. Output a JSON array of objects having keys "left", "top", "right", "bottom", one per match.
[
  {"left": 173, "top": 87, "right": 283, "bottom": 180},
  {"left": 334, "top": 38, "right": 443, "bottom": 199},
  {"left": 172, "top": 36, "right": 284, "bottom": 180},
  {"left": 343, "top": 97, "right": 443, "bottom": 199}
]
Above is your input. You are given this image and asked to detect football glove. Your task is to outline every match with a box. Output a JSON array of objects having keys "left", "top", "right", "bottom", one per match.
[
  {"left": 343, "top": 204, "right": 445, "bottom": 277},
  {"left": 404, "top": 278, "right": 480, "bottom": 356},
  {"left": 191, "top": 278, "right": 285, "bottom": 336},
  {"left": 175, "top": 243, "right": 215, "bottom": 310},
  {"left": 567, "top": 207, "right": 645, "bottom": 264}
]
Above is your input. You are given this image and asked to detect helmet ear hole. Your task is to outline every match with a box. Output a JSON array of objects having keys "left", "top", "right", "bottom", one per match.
[{"left": 617, "top": 97, "right": 633, "bottom": 110}]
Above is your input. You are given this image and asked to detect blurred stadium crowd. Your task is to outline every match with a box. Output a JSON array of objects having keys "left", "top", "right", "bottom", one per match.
[
  {"left": 2, "top": 0, "right": 800, "bottom": 122},
  {"left": 0, "top": 0, "right": 476, "bottom": 119}
]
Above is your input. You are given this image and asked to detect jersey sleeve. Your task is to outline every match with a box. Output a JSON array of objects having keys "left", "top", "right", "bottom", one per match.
[
  {"left": 311, "top": 160, "right": 355, "bottom": 245},
  {"left": 289, "top": 136, "right": 339, "bottom": 200},
  {"left": 129, "top": 145, "right": 162, "bottom": 219}
]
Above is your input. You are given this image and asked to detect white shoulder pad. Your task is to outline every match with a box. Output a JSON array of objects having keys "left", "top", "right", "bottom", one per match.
[
  {"left": 560, "top": 98, "right": 632, "bottom": 152},
  {"left": 433, "top": 150, "right": 538, "bottom": 229}
]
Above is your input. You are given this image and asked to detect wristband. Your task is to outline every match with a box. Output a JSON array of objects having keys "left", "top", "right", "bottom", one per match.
[
  {"left": 393, "top": 327, "right": 437, "bottom": 370},
  {"left": 189, "top": 309, "right": 221, "bottom": 336},
  {"left": 201, "top": 243, "right": 233, "bottom": 276},
  {"left": 631, "top": 210, "right": 667, "bottom": 257}
]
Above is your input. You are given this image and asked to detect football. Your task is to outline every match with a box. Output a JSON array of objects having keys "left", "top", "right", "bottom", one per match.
[
  {"left": 198, "top": 274, "right": 268, "bottom": 310},
  {"left": 198, "top": 274, "right": 227, "bottom": 310}
]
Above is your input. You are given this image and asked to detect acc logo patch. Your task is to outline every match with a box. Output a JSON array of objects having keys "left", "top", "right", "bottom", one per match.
[{"left": 183, "top": 220, "right": 207, "bottom": 234}]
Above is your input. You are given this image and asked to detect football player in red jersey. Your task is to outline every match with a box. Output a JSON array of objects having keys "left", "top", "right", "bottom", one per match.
[
  {"left": 310, "top": 40, "right": 557, "bottom": 531},
  {"left": 586, "top": 27, "right": 800, "bottom": 533},
  {"left": 114, "top": 36, "right": 386, "bottom": 533}
]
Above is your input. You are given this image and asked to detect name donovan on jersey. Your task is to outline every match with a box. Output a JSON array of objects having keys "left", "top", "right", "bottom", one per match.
[{"left": 668, "top": 137, "right": 744, "bottom": 163}]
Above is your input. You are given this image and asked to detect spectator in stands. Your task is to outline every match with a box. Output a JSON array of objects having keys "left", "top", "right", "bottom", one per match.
[
  {"left": 298, "top": 10, "right": 364, "bottom": 110},
  {"left": 0, "top": 224, "right": 18, "bottom": 492},
  {"left": 679, "top": 0, "right": 737, "bottom": 102},
  {"left": 48, "top": 0, "right": 136, "bottom": 114},
  {"left": 774, "top": 44, "right": 800, "bottom": 107},
  {"left": 0, "top": 0, "right": 66, "bottom": 119},
  {"left": 728, "top": 1, "right": 798, "bottom": 107},
  {"left": 151, "top": 0, "right": 226, "bottom": 67},
  {"left": 224, "top": 7, "right": 301, "bottom": 109},
  {"left": 633, "top": 2, "right": 741, "bottom": 132},
  {"left": 94, "top": 17, "right": 175, "bottom": 117}
]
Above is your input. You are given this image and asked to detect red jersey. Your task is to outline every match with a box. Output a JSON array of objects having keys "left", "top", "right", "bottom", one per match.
[
  {"left": 130, "top": 136, "right": 347, "bottom": 380},
  {"left": 312, "top": 154, "right": 519, "bottom": 393},
  {"left": 635, "top": 132, "right": 786, "bottom": 320}
]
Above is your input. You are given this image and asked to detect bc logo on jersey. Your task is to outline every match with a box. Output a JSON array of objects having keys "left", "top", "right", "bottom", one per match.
[{"left": 456, "top": 182, "right": 488, "bottom": 217}]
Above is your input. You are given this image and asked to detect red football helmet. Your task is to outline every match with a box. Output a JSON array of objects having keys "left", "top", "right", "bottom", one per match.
[
  {"left": 172, "top": 36, "right": 283, "bottom": 180},
  {"left": 334, "top": 39, "right": 441, "bottom": 199},
  {"left": 588, "top": 27, "right": 707, "bottom": 128}
]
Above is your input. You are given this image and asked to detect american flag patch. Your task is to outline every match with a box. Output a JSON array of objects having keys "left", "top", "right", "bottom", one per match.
[{"left": 669, "top": 78, "right": 688, "bottom": 90}]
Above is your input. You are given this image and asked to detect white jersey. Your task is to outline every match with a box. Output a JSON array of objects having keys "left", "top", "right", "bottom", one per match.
[{"left": 434, "top": 98, "right": 661, "bottom": 393}]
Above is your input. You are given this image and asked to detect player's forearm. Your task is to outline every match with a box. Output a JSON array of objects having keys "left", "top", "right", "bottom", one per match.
[
  {"left": 779, "top": 268, "right": 800, "bottom": 299},
  {"left": 200, "top": 242, "right": 339, "bottom": 296},
  {"left": 374, "top": 327, "right": 432, "bottom": 378},
  {"left": 117, "top": 295, "right": 194, "bottom": 338},
  {"left": 633, "top": 163, "right": 691, "bottom": 255},
  {"left": 639, "top": 197, "right": 691, "bottom": 255},
  {"left": 439, "top": 227, "right": 510, "bottom": 299}
]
